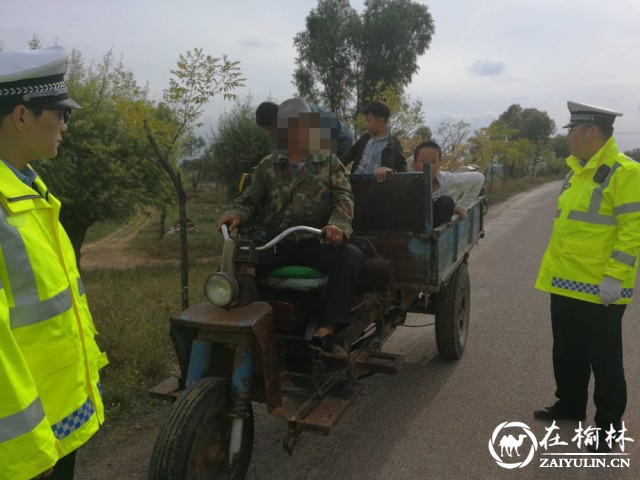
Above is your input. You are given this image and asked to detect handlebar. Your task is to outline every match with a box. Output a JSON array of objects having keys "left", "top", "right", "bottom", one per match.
[{"left": 255, "top": 226, "right": 323, "bottom": 251}]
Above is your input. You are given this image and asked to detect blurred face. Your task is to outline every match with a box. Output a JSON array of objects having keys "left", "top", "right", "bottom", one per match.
[
  {"left": 365, "top": 114, "right": 386, "bottom": 136},
  {"left": 414, "top": 146, "right": 440, "bottom": 179},
  {"left": 285, "top": 114, "right": 311, "bottom": 154}
]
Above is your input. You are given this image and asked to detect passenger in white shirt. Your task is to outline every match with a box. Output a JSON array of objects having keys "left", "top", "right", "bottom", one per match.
[{"left": 412, "top": 141, "right": 485, "bottom": 226}]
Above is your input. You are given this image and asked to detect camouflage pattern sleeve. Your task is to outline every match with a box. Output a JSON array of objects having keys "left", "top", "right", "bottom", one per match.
[
  {"left": 327, "top": 155, "right": 355, "bottom": 238},
  {"left": 225, "top": 154, "right": 272, "bottom": 225}
]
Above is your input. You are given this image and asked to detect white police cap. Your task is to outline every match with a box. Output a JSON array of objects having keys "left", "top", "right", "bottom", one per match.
[
  {"left": 563, "top": 101, "right": 622, "bottom": 129},
  {"left": 0, "top": 46, "right": 81, "bottom": 110}
]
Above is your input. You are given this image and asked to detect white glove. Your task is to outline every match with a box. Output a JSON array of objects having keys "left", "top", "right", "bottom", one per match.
[{"left": 598, "top": 276, "right": 622, "bottom": 306}]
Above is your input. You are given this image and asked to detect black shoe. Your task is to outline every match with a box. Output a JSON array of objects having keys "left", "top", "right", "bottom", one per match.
[
  {"left": 534, "top": 404, "right": 586, "bottom": 422},
  {"left": 586, "top": 439, "right": 613, "bottom": 453},
  {"left": 586, "top": 423, "right": 622, "bottom": 453},
  {"left": 586, "top": 431, "right": 615, "bottom": 453},
  {"left": 309, "top": 334, "right": 348, "bottom": 360}
]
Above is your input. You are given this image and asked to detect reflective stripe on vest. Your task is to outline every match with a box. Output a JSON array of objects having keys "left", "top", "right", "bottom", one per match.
[
  {"left": 0, "top": 206, "right": 73, "bottom": 328},
  {"left": 614, "top": 202, "right": 640, "bottom": 215},
  {"left": 612, "top": 250, "right": 636, "bottom": 267},
  {"left": 0, "top": 397, "right": 46, "bottom": 443},
  {"left": 51, "top": 396, "right": 95, "bottom": 441},
  {"left": 567, "top": 162, "right": 620, "bottom": 225},
  {"left": 551, "top": 276, "right": 633, "bottom": 298}
]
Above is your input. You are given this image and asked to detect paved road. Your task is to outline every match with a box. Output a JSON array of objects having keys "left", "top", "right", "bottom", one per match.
[{"left": 246, "top": 181, "right": 640, "bottom": 480}]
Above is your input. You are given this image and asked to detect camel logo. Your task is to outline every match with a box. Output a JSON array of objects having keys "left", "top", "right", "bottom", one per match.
[{"left": 488, "top": 421, "right": 539, "bottom": 469}]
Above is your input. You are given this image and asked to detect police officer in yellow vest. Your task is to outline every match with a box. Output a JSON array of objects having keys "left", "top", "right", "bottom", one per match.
[
  {"left": 534, "top": 101, "right": 640, "bottom": 453},
  {"left": 0, "top": 47, "right": 108, "bottom": 479}
]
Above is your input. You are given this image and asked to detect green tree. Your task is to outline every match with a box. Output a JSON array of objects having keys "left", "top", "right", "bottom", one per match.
[
  {"left": 550, "top": 134, "right": 570, "bottom": 159},
  {"left": 434, "top": 120, "right": 472, "bottom": 167},
  {"left": 293, "top": 0, "right": 360, "bottom": 119},
  {"left": 138, "top": 49, "right": 244, "bottom": 308},
  {"left": 469, "top": 121, "right": 534, "bottom": 188},
  {"left": 625, "top": 148, "right": 640, "bottom": 161},
  {"left": 212, "top": 98, "right": 273, "bottom": 197},
  {"left": 358, "top": 0, "right": 434, "bottom": 112},
  {"left": 294, "top": 0, "right": 434, "bottom": 121},
  {"left": 180, "top": 135, "right": 208, "bottom": 190},
  {"left": 36, "top": 49, "right": 172, "bottom": 262},
  {"left": 495, "top": 104, "right": 556, "bottom": 177}
]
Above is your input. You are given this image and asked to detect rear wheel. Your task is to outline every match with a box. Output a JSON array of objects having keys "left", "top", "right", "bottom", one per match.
[
  {"left": 435, "top": 262, "right": 470, "bottom": 360},
  {"left": 149, "top": 377, "right": 254, "bottom": 480}
]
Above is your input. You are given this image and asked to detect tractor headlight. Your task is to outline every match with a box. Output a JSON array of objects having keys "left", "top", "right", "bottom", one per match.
[{"left": 204, "top": 272, "right": 239, "bottom": 307}]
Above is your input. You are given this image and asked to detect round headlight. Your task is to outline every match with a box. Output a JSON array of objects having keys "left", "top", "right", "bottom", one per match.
[{"left": 204, "top": 272, "right": 239, "bottom": 307}]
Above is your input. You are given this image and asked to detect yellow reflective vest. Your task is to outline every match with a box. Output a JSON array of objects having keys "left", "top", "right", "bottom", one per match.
[
  {"left": 536, "top": 137, "right": 640, "bottom": 304},
  {"left": 0, "top": 281, "right": 59, "bottom": 480},
  {"left": 0, "top": 161, "right": 108, "bottom": 477}
]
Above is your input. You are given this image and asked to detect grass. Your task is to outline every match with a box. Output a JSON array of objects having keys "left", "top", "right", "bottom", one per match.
[
  {"left": 483, "top": 175, "right": 562, "bottom": 205},
  {"left": 84, "top": 264, "right": 213, "bottom": 414},
  {"left": 84, "top": 218, "right": 127, "bottom": 243},
  {"left": 127, "top": 183, "right": 230, "bottom": 263}
]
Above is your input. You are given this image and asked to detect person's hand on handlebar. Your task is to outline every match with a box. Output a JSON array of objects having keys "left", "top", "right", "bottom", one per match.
[
  {"left": 322, "top": 225, "right": 344, "bottom": 245},
  {"left": 216, "top": 214, "right": 241, "bottom": 232}
]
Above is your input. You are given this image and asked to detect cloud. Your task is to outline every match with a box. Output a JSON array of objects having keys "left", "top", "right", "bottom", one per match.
[
  {"left": 468, "top": 59, "right": 506, "bottom": 77},
  {"left": 238, "top": 37, "right": 274, "bottom": 48}
]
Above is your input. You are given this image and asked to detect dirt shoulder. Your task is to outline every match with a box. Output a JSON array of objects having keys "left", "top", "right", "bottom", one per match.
[
  {"left": 75, "top": 403, "right": 170, "bottom": 480},
  {"left": 80, "top": 216, "right": 168, "bottom": 270}
]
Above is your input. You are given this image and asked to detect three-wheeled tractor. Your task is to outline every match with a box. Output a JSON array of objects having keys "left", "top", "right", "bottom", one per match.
[{"left": 148, "top": 170, "right": 484, "bottom": 480}]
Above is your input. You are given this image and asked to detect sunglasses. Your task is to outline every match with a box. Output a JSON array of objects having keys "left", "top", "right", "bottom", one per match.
[{"left": 45, "top": 107, "right": 72, "bottom": 125}]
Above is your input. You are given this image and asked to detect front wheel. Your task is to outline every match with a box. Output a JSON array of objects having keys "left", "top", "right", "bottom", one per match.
[
  {"left": 435, "top": 262, "right": 471, "bottom": 360},
  {"left": 148, "top": 377, "right": 254, "bottom": 480}
]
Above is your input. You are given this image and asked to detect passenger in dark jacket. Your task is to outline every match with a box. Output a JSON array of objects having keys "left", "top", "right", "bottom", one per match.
[{"left": 340, "top": 100, "right": 407, "bottom": 181}]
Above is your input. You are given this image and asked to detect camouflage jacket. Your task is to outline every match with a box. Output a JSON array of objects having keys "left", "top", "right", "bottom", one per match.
[{"left": 227, "top": 153, "right": 354, "bottom": 240}]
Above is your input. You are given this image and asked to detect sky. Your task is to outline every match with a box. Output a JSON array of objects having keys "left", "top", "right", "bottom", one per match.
[{"left": 2, "top": 0, "right": 639, "bottom": 152}]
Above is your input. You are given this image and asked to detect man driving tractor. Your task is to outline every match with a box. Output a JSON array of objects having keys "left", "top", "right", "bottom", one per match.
[{"left": 216, "top": 97, "right": 363, "bottom": 360}]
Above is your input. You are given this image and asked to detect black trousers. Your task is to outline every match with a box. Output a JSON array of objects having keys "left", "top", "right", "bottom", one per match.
[
  {"left": 433, "top": 195, "right": 455, "bottom": 227},
  {"left": 550, "top": 294, "right": 627, "bottom": 429},
  {"left": 256, "top": 239, "right": 363, "bottom": 328},
  {"left": 48, "top": 450, "right": 76, "bottom": 480}
]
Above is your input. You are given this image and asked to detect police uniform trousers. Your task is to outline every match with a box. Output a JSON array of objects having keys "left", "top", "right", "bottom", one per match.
[
  {"left": 48, "top": 451, "right": 77, "bottom": 479},
  {"left": 550, "top": 293, "right": 626, "bottom": 429},
  {"left": 256, "top": 239, "right": 363, "bottom": 327}
]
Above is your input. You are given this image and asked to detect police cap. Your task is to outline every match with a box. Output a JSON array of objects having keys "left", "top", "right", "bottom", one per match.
[
  {"left": 563, "top": 101, "right": 622, "bottom": 129},
  {"left": 0, "top": 46, "right": 81, "bottom": 111}
]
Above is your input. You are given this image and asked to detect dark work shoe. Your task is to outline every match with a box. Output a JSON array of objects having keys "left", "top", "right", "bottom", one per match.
[
  {"left": 534, "top": 404, "right": 586, "bottom": 422},
  {"left": 586, "top": 439, "right": 613, "bottom": 453},
  {"left": 309, "top": 334, "right": 348, "bottom": 360},
  {"left": 586, "top": 430, "right": 616, "bottom": 453}
]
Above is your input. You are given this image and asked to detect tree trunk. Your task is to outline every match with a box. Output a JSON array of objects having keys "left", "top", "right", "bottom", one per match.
[
  {"left": 177, "top": 178, "right": 189, "bottom": 310},
  {"left": 159, "top": 207, "right": 167, "bottom": 240},
  {"left": 145, "top": 121, "right": 190, "bottom": 310},
  {"left": 58, "top": 211, "right": 92, "bottom": 271}
]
